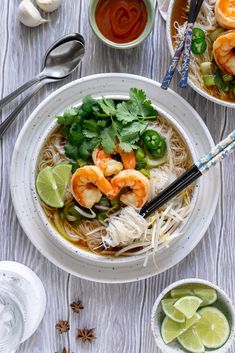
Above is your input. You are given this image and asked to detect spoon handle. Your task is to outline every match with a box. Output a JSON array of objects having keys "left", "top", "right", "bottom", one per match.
[
  {"left": 0, "top": 81, "right": 46, "bottom": 138},
  {"left": 0, "top": 74, "right": 46, "bottom": 109}
]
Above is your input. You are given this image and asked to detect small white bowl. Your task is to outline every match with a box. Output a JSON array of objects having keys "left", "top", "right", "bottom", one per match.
[
  {"left": 151, "top": 278, "right": 235, "bottom": 353},
  {"left": 166, "top": 0, "right": 235, "bottom": 108},
  {"left": 88, "top": 0, "right": 155, "bottom": 49}
]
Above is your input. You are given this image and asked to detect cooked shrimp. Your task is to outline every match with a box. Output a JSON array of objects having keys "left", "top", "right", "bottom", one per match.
[
  {"left": 116, "top": 145, "right": 136, "bottom": 170},
  {"left": 92, "top": 146, "right": 136, "bottom": 177},
  {"left": 213, "top": 30, "right": 235, "bottom": 74},
  {"left": 92, "top": 148, "right": 123, "bottom": 177},
  {"left": 215, "top": 0, "right": 235, "bottom": 29},
  {"left": 71, "top": 166, "right": 113, "bottom": 208},
  {"left": 110, "top": 170, "right": 150, "bottom": 208}
]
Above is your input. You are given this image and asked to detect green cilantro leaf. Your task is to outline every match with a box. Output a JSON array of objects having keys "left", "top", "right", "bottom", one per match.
[
  {"left": 116, "top": 89, "right": 158, "bottom": 124},
  {"left": 116, "top": 101, "right": 139, "bottom": 124},
  {"left": 82, "top": 119, "right": 99, "bottom": 133},
  {"left": 79, "top": 95, "right": 98, "bottom": 118},
  {"left": 57, "top": 115, "right": 66, "bottom": 124},
  {"left": 119, "top": 142, "right": 138, "bottom": 152},
  {"left": 69, "top": 131, "right": 84, "bottom": 145},
  {"left": 120, "top": 121, "right": 147, "bottom": 143},
  {"left": 88, "top": 137, "right": 100, "bottom": 150},
  {"left": 101, "top": 125, "right": 116, "bottom": 153},
  {"left": 78, "top": 142, "right": 90, "bottom": 160},
  {"left": 98, "top": 98, "right": 116, "bottom": 116},
  {"left": 64, "top": 144, "right": 79, "bottom": 160},
  {"left": 82, "top": 130, "right": 98, "bottom": 138},
  {"left": 129, "top": 88, "right": 157, "bottom": 118},
  {"left": 57, "top": 107, "right": 80, "bottom": 126},
  {"left": 97, "top": 120, "right": 107, "bottom": 128}
]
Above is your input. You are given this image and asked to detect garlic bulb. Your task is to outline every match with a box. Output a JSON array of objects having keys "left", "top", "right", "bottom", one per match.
[
  {"left": 36, "top": 0, "right": 62, "bottom": 12},
  {"left": 18, "top": 0, "right": 48, "bottom": 27}
]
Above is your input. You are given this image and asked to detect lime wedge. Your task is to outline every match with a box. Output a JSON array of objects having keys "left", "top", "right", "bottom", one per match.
[
  {"left": 193, "top": 287, "right": 217, "bottom": 307},
  {"left": 161, "top": 313, "right": 201, "bottom": 344},
  {"left": 161, "top": 299, "right": 185, "bottom": 323},
  {"left": 195, "top": 307, "right": 230, "bottom": 349},
  {"left": 178, "top": 326, "right": 205, "bottom": 353},
  {"left": 171, "top": 287, "right": 194, "bottom": 298},
  {"left": 52, "top": 163, "right": 72, "bottom": 199},
  {"left": 174, "top": 296, "right": 203, "bottom": 319},
  {"left": 36, "top": 166, "right": 64, "bottom": 208}
]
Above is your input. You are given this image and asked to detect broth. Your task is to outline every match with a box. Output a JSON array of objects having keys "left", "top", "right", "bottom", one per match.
[{"left": 37, "top": 115, "right": 193, "bottom": 257}]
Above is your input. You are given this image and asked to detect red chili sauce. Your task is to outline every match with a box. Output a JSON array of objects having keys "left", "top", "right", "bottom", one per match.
[{"left": 95, "top": 0, "right": 148, "bottom": 43}]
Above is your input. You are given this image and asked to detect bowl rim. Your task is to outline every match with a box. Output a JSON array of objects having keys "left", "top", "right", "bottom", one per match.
[
  {"left": 32, "top": 95, "right": 199, "bottom": 265},
  {"left": 166, "top": 0, "right": 235, "bottom": 108},
  {"left": 88, "top": 0, "right": 155, "bottom": 49},
  {"left": 151, "top": 278, "right": 235, "bottom": 353}
]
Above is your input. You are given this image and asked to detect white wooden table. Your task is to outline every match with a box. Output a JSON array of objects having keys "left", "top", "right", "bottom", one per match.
[{"left": 1, "top": 1, "right": 234, "bottom": 352}]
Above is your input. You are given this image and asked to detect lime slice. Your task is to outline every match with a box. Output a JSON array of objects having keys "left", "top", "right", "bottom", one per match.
[
  {"left": 36, "top": 166, "right": 64, "bottom": 208},
  {"left": 161, "top": 313, "right": 201, "bottom": 344},
  {"left": 178, "top": 326, "right": 205, "bottom": 353},
  {"left": 193, "top": 287, "right": 217, "bottom": 307},
  {"left": 161, "top": 299, "right": 185, "bottom": 323},
  {"left": 52, "top": 163, "right": 72, "bottom": 199},
  {"left": 171, "top": 287, "right": 194, "bottom": 298},
  {"left": 195, "top": 307, "right": 230, "bottom": 349},
  {"left": 174, "top": 296, "right": 203, "bottom": 319}
]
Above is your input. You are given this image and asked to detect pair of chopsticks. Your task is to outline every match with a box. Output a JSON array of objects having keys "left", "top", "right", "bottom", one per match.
[
  {"left": 161, "top": 0, "right": 204, "bottom": 90},
  {"left": 140, "top": 130, "right": 235, "bottom": 218}
]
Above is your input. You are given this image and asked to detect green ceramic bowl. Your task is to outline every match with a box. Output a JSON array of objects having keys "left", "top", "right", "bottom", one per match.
[{"left": 88, "top": 0, "right": 155, "bottom": 49}]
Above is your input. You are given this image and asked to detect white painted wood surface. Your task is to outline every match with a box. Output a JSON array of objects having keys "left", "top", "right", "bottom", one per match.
[{"left": 0, "top": 1, "right": 234, "bottom": 352}]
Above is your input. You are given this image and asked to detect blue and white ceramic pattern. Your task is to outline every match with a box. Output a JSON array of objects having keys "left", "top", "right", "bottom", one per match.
[
  {"left": 161, "top": 35, "right": 186, "bottom": 90},
  {"left": 196, "top": 130, "right": 235, "bottom": 173},
  {"left": 179, "top": 23, "right": 194, "bottom": 88}
]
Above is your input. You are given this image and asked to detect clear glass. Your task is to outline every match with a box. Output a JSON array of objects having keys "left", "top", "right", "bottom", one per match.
[{"left": 0, "top": 276, "right": 25, "bottom": 353}]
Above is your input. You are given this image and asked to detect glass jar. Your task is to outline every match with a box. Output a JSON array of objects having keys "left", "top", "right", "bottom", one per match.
[
  {"left": 0, "top": 285, "right": 25, "bottom": 353},
  {"left": 0, "top": 262, "right": 46, "bottom": 353}
]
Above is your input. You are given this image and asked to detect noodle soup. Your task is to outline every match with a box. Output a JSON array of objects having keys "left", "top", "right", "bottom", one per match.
[
  {"left": 169, "top": 0, "right": 235, "bottom": 104},
  {"left": 36, "top": 89, "right": 194, "bottom": 262}
]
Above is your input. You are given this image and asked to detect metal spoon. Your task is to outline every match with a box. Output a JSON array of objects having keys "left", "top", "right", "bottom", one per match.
[{"left": 0, "top": 33, "right": 85, "bottom": 138}]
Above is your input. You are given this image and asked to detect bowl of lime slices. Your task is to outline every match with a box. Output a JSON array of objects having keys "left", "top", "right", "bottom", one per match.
[{"left": 151, "top": 279, "right": 235, "bottom": 353}]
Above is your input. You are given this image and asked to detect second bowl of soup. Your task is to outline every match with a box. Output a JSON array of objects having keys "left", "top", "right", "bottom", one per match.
[{"left": 166, "top": 0, "right": 235, "bottom": 107}]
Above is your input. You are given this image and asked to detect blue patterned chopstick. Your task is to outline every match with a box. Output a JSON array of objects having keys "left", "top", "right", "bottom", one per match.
[
  {"left": 161, "top": 35, "right": 186, "bottom": 90},
  {"left": 161, "top": 0, "right": 204, "bottom": 90},
  {"left": 196, "top": 130, "right": 235, "bottom": 173},
  {"left": 179, "top": 22, "right": 194, "bottom": 88}
]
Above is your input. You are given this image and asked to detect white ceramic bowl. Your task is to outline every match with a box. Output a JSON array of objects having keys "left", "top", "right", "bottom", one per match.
[
  {"left": 166, "top": 0, "right": 235, "bottom": 108},
  {"left": 10, "top": 73, "right": 220, "bottom": 282},
  {"left": 151, "top": 278, "right": 235, "bottom": 353},
  {"left": 88, "top": 0, "right": 155, "bottom": 49}
]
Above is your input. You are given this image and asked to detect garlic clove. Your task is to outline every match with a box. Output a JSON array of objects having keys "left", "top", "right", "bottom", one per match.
[
  {"left": 18, "top": 0, "right": 48, "bottom": 27},
  {"left": 36, "top": 0, "right": 62, "bottom": 13}
]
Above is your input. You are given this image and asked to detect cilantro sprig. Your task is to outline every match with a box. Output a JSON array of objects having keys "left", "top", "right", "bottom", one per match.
[{"left": 56, "top": 88, "right": 159, "bottom": 162}]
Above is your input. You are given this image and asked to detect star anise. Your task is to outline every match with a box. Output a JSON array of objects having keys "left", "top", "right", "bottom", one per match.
[
  {"left": 70, "top": 299, "right": 84, "bottom": 314},
  {"left": 55, "top": 348, "right": 74, "bottom": 353},
  {"left": 76, "top": 327, "right": 96, "bottom": 343},
  {"left": 55, "top": 320, "right": 70, "bottom": 333}
]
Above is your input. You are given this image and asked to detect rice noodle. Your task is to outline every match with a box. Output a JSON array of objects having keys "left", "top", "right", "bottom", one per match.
[{"left": 102, "top": 207, "right": 148, "bottom": 248}]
